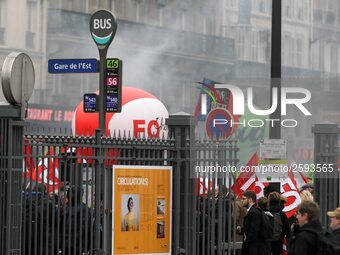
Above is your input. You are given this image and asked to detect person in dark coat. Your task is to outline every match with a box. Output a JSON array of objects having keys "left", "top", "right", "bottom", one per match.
[
  {"left": 240, "top": 190, "right": 270, "bottom": 255},
  {"left": 234, "top": 195, "right": 247, "bottom": 255},
  {"left": 287, "top": 200, "right": 323, "bottom": 255},
  {"left": 214, "top": 186, "right": 232, "bottom": 244},
  {"left": 268, "top": 192, "right": 290, "bottom": 255},
  {"left": 263, "top": 185, "right": 276, "bottom": 198},
  {"left": 327, "top": 207, "right": 340, "bottom": 243},
  {"left": 63, "top": 186, "right": 93, "bottom": 255},
  {"left": 23, "top": 184, "right": 58, "bottom": 255}
]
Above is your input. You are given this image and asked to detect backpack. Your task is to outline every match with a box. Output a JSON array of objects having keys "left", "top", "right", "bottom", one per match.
[
  {"left": 304, "top": 229, "right": 340, "bottom": 255},
  {"left": 259, "top": 209, "right": 274, "bottom": 242},
  {"left": 270, "top": 212, "right": 283, "bottom": 242}
]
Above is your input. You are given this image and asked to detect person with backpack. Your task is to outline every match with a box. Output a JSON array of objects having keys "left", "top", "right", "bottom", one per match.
[
  {"left": 287, "top": 200, "right": 323, "bottom": 255},
  {"left": 239, "top": 190, "right": 270, "bottom": 255},
  {"left": 327, "top": 207, "right": 340, "bottom": 243},
  {"left": 268, "top": 192, "right": 290, "bottom": 255}
]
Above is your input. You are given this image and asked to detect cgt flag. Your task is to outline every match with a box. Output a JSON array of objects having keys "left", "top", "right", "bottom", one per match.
[
  {"left": 23, "top": 144, "right": 35, "bottom": 179},
  {"left": 30, "top": 147, "right": 63, "bottom": 193},
  {"left": 232, "top": 152, "right": 260, "bottom": 196},
  {"left": 233, "top": 152, "right": 306, "bottom": 218}
]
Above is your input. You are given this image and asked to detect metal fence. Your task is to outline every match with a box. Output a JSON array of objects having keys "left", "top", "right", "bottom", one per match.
[
  {"left": 0, "top": 105, "right": 25, "bottom": 255},
  {"left": 21, "top": 132, "right": 176, "bottom": 255},
  {"left": 1, "top": 110, "right": 240, "bottom": 255},
  {"left": 3, "top": 112, "right": 340, "bottom": 254},
  {"left": 166, "top": 114, "right": 240, "bottom": 255},
  {"left": 312, "top": 123, "right": 340, "bottom": 226}
]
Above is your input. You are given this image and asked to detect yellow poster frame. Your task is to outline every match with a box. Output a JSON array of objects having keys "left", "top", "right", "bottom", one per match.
[{"left": 112, "top": 165, "right": 172, "bottom": 255}]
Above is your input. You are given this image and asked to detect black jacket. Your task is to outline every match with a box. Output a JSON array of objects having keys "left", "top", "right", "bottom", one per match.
[
  {"left": 242, "top": 204, "right": 270, "bottom": 255},
  {"left": 215, "top": 196, "right": 232, "bottom": 242},
  {"left": 287, "top": 219, "right": 323, "bottom": 255},
  {"left": 23, "top": 192, "right": 58, "bottom": 255},
  {"left": 332, "top": 228, "right": 340, "bottom": 243},
  {"left": 62, "top": 187, "right": 93, "bottom": 255},
  {"left": 269, "top": 202, "right": 291, "bottom": 255}
]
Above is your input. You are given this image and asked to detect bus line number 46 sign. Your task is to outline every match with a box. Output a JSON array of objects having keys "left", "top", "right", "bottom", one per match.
[
  {"left": 83, "top": 58, "right": 122, "bottom": 113},
  {"left": 105, "top": 58, "right": 122, "bottom": 112}
]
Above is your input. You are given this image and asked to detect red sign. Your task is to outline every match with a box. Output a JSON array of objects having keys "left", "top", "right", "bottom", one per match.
[{"left": 27, "top": 104, "right": 74, "bottom": 123}]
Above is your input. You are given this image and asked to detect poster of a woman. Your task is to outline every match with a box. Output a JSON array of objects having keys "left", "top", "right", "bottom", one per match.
[{"left": 121, "top": 195, "right": 139, "bottom": 231}]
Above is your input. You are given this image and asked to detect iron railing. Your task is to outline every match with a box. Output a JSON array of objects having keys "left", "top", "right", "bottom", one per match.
[
  {"left": 6, "top": 113, "right": 340, "bottom": 255},
  {"left": 2, "top": 111, "right": 240, "bottom": 255},
  {"left": 312, "top": 123, "right": 340, "bottom": 227}
]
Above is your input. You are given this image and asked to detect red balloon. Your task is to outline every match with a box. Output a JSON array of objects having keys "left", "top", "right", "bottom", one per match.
[{"left": 73, "top": 86, "right": 169, "bottom": 137}]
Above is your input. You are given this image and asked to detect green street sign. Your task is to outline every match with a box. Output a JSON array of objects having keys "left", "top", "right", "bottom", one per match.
[{"left": 106, "top": 59, "right": 119, "bottom": 69}]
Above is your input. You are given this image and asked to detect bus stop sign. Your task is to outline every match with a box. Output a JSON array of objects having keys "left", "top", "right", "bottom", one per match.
[{"left": 90, "top": 10, "right": 117, "bottom": 50}]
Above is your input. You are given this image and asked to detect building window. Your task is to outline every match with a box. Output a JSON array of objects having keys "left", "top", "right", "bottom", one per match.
[
  {"left": 226, "top": 0, "right": 237, "bottom": 9},
  {"left": 114, "top": 0, "right": 126, "bottom": 20},
  {"left": 93, "top": 0, "right": 99, "bottom": 10},
  {"left": 314, "top": 0, "right": 324, "bottom": 11},
  {"left": 297, "top": 8, "right": 303, "bottom": 20},
  {"left": 267, "top": 0, "right": 271, "bottom": 14},
  {"left": 283, "top": 34, "right": 293, "bottom": 66},
  {"left": 251, "top": 0, "right": 258, "bottom": 12},
  {"left": 251, "top": 31, "right": 258, "bottom": 60},
  {"left": 142, "top": 1, "right": 159, "bottom": 26},
  {"left": 259, "top": 0, "right": 265, "bottom": 13},
  {"left": 27, "top": 0, "right": 37, "bottom": 32},
  {"left": 237, "top": 29, "right": 246, "bottom": 60},
  {"left": 295, "top": 0, "right": 304, "bottom": 20},
  {"left": 109, "top": 0, "right": 115, "bottom": 12},
  {"left": 326, "top": 0, "right": 335, "bottom": 11},
  {"left": 82, "top": 0, "right": 89, "bottom": 13},
  {"left": 200, "top": 0, "right": 214, "bottom": 16},
  {"left": 337, "top": 46, "right": 340, "bottom": 74},
  {"left": 237, "top": 29, "right": 265, "bottom": 62},
  {"left": 312, "top": 41, "right": 320, "bottom": 70},
  {"left": 0, "top": 0, "right": 5, "bottom": 27},
  {"left": 285, "top": 0, "right": 291, "bottom": 18},
  {"left": 0, "top": 0, "right": 5, "bottom": 44},
  {"left": 294, "top": 37, "right": 302, "bottom": 67},
  {"left": 324, "top": 43, "right": 331, "bottom": 73},
  {"left": 304, "top": 1, "right": 308, "bottom": 21},
  {"left": 27, "top": 0, "right": 37, "bottom": 49}
]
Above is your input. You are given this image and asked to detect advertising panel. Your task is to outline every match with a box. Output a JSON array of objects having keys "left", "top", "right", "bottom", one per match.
[{"left": 112, "top": 166, "right": 172, "bottom": 255}]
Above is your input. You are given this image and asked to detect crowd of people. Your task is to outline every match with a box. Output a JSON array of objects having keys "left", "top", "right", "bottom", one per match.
[
  {"left": 23, "top": 181, "right": 340, "bottom": 255},
  {"left": 198, "top": 183, "right": 340, "bottom": 255},
  {"left": 22, "top": 184, "right": 93, "bottom": 255},
  {"left": 238, "top": 184, "right": 340, "bottom": 255}
]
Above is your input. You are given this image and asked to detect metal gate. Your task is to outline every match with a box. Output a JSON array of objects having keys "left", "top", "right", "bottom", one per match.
[
  {"left": 21, "top": 131, "right": 177, "bottom": 255},
  {"left": 0, "top": 105, "right": 25, "bottom": 255},
  {"left": 312, "top": 123, "right": 340, "bottom": 226},
  {"left": 1, "top": 111, "right": 239, "bottom": 255}
]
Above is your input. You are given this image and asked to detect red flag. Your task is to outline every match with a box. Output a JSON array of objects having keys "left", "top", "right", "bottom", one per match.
[
  {"left": 281, "top": 169, "right": 302, "bottom": 218},
  {"left": 232, "top": 152, "right": 259, "bottom": 197},
  {"left": 23, "top": 144, "right": 35, "bottom": 179},
  {"left": 196, "top": 177, "right": 214, "bottom": 196},
  {"left": 31, "top": 147, "right": 62, "bottom": 193},
  {"left": 233, "top": 153, "right": 306, "bottom": 218},
  {"left": 283, "top": 237, "right": 287, "bottom": 255}
]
